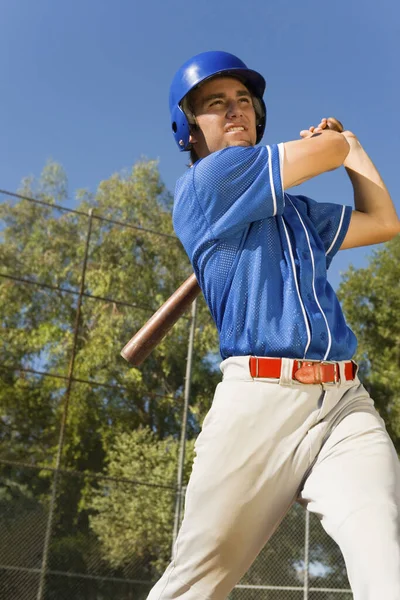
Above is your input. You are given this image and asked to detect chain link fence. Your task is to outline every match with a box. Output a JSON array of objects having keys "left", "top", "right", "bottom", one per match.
[{"left": 0, "top": 188, "right": 352, "bottom": 599}]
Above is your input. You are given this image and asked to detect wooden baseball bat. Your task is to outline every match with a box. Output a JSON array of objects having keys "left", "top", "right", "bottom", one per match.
[
  {"left": 121, "top": 273, "right": 200, "bottom": 365},
  {"left": 121, "top": 117, "right": 344, "bottom": 366}
]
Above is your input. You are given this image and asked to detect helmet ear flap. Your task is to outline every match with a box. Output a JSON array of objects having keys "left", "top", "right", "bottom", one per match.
[
  {"left": 171, "top": 105, "right": 191, "bottom": 150},
  {"left": 252, "top": 96, "right": 267, "bottom": 143},
  {"left": 252, "top": 96, "right": 263, "bottom": 125}
]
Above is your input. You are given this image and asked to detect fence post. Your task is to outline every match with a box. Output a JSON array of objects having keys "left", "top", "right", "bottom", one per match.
[
  {"left": 172, "top": 298, "right": 197, "bottom": 553},
  {"left": 303, "top": 509, "right": 310, "bottom": 600},
  {"left": 36, "top": 209, "right": 94, "bottom": 600}
]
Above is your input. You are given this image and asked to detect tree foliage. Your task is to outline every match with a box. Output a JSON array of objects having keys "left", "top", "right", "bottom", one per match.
[
  {"left": 0, "top": 160, "right": 220, "bottom": 465},
  {"left": 0, "top": 159, "right": 220, "bottom": 596},
  {"left": 337, "top": 236, "right": 400, "bottom": 451},
  {"left": 88, "top": 427, "right": 195, "bottom": 577}
]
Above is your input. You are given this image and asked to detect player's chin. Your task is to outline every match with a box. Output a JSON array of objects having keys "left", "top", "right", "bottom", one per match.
[{"left": 225, "top": 139, "right": 255, "bottom": 148}]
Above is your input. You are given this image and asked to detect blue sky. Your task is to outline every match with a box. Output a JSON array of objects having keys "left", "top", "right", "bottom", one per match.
[{"left": 1, "top": 0, "right": 399, "bottom": 289}]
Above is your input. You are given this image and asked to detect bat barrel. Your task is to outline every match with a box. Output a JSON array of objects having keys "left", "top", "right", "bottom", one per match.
[{"left": 121, "top": 273, "right": 200, "bottom": 366}]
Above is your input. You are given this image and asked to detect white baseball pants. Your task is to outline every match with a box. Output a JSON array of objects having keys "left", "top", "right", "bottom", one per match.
[{"left": 147, "top": 356, "right": 400, "bottom": 600}]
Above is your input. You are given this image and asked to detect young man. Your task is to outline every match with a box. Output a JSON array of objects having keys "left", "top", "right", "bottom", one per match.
[{"left": 148, "top": 51, "right": 400, "bottom": 600}]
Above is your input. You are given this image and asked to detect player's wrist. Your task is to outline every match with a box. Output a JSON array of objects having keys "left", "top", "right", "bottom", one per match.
[{"left": 342, "top": 136, "right": 363, "bottom": 168}]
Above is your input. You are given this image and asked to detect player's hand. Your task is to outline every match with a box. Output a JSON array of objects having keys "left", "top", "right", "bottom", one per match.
[
  {"left": 300, "top": 117, "right": 361, "bottom": 167},
  {"left": 300, "top": 118, "right": 329, "bottom": 138},
  {"left": 301, "top": 118, "right": 358, "bottom": 143}
]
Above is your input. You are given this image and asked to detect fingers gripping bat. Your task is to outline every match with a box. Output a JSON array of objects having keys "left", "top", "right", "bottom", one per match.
[{"left": 121, "top": 118, "right": 344, "bottom": 365}]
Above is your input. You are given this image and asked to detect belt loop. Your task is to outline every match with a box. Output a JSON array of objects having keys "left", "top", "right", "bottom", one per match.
[
  {"left": 279, "top": 358, "right": 296, "bottom": 385},
  {"left": 334, "top": 363, "right": 339, "bottom": 384},
  {"left": 338, "top": 361, "right": 346, "bottom": 384},
  {"left": 256, "top": 357, "right": 259, "bottom": 378}
]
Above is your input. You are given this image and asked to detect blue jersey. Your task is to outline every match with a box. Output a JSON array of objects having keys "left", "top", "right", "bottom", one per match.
[{"left": 173, "top": 144, "right": 357, "bottom": 361}]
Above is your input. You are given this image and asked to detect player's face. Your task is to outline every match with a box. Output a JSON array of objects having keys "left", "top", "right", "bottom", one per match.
[{"left": 188, "top": 77, "right": 257, "bottom": 159}]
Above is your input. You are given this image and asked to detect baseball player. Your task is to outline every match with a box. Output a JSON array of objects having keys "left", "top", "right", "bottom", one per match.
[{"left": 147, "top": 51, "right": 400, "bottom": 599}]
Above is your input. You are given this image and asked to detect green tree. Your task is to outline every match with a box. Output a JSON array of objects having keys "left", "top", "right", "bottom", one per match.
[
  {"left": 0, "top": 159, "right": 219, "bottom": 465},
  {"left": 88, "top": 427, "right": 195, "bottom": 578},
  {"left": 338, "top": 236, "right": 400, "bottom": 451},
  {"left": 0, "top": 159, "right": 220, "bottom": 598}
]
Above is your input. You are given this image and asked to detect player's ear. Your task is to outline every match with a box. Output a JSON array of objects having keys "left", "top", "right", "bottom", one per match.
[
  {"left": 189, "top": 133, "right": 198, "bottom": 146},
  {"left": 189, "top": 126, "right": 200, "bottom": 146}
]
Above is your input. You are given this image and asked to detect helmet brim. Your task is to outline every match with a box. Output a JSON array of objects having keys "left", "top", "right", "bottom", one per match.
[{"left": 180, "top": 67, "right": 266, "bottom": 104}]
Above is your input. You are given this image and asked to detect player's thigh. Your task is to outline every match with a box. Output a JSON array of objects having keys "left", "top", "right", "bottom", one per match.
[
  {"left": 185, "top": 377, "right": 321, "bottom": 534},
  {"left": 173, "top": 379, "right": 318, "bottom": 596},
  {"left": 301, "top": 400, "right": 400, "bottom": 526},
  {"left": 300, "top": 401, "right": 400, "bottom": 594}
]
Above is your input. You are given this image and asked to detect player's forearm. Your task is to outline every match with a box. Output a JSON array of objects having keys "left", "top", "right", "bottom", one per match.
[
  {"left": 344, "top": 142, "right": 400, "bottom": 236},
  {"left": 283, "top": 131, "right": 349, "bottom": 189}
]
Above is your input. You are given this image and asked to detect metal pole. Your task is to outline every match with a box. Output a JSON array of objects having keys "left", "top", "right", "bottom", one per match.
[
  {"left": 303, "top": 510, "right": 310, "bottom": 600},
  {"left": 36, "top": 209, "right": 94, "bottom": 600},
  {"left": 172, "top": 298, "right": 197, "bottom": 554}
]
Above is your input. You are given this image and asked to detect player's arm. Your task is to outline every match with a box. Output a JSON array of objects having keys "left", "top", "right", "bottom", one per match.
[
  {"left": 339, "top": 133, "right": 400, "bottom": 249},
  {"left": 282, "top": 129, "right": 350, "bottom": 190}
]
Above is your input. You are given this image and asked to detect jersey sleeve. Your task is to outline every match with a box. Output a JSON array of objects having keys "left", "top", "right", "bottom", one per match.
[
  {"left": 295, "top": 194, "right": 353, "bottom": 268},
  {"left": 190, "top": 144, "right": 284, "bottom": 239}
]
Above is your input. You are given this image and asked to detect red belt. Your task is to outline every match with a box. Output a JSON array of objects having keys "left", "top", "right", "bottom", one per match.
[{"left": 249, "top": 357, "right": 357, "bottom": 384}]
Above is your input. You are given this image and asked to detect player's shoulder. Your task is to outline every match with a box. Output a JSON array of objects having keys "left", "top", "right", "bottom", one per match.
[
  {"left": 174, "top": 144, "right": 276, "bottom": 207},
  {"left": 196, "top": 145, "right": 268, "bottom": 171},
  {"left": 175, "top": 168, "right": 192, "bottom": 192},
  {"left": 192, "top": 145, "right": 271, "bottom": 188}
]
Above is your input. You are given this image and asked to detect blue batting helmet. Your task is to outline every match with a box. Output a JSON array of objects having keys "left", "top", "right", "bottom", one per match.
[{"left": 169, "top": 51, "right": 267, "bottom": 151}]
